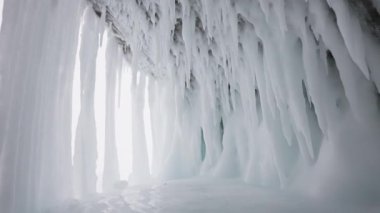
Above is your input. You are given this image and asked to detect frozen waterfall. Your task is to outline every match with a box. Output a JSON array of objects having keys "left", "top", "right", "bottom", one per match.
[{"left": 1, "top": 0, "right": 380, "bottom": 212}]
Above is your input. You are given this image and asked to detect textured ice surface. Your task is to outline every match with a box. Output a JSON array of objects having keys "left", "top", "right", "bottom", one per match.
[
  {"left": 0, "top": 0, "right": 83, "bottom": 212},
  {"left": 0, "top": 0, "right": 3, "bottom": 30}
]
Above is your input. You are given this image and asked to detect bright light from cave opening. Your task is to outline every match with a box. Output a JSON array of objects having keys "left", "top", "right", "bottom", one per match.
[{"left": 71, "top": 26, "right": 153, "bottom": 193}]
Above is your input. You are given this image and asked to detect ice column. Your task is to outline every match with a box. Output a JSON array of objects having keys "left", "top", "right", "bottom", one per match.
[
  {"left": 0, "top": 0, "right": 82, "bottom": 212},
  {"left": 102, "top": 35, "right": 121, "bottom": 191},
  {"left": 73, "top": 6, "right": 101, "bottom": 198},
  {"left": 129, "top": 73, "right": 150, "bottom": 183}
]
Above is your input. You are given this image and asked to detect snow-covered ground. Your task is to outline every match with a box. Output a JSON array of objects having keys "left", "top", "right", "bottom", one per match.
[{"left": 51, "top": 178, "right": 380, "bottom": 213}]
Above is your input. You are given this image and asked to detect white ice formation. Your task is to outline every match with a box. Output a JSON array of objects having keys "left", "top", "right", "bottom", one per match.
[{"left": 1, "top": 0, "right": 380, "bottom": 212}]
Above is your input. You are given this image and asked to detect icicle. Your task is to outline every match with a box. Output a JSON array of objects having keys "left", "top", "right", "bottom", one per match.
[
  {"left": 73, "top": 5, "right": 101, "bottom": 198},
  {"left": 326, "top": 0, "right": 370, "bottom": 79},
  {"left": 102, "top": 34, "right": 121, "bottom": 192},
  {"left": 129, "top": 72, "right": 150, "bottom": 184}
]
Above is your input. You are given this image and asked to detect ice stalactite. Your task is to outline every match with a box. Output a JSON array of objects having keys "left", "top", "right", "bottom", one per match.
[
  {"left": 102, "top": 35, "right": 121, "bottom": 191},
  {"left": 114, "top": 62, "right": 134, "bottom": 181},
  {"left": 0, "top": 0, "right": 83, "bottom": 212},
  {"left": 90, "top": 0, "right": 380, "bottom": 201},
  {"left": 73, "top": 5, "right": 104, "bottom": 198},
  {"left": 129, "top": 72, "right": 151, "bottom": 183}
]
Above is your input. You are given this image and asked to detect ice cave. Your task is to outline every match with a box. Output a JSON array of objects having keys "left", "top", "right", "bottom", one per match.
[{"left": 1, "top": 0, "right": 380, "bottom": 212}]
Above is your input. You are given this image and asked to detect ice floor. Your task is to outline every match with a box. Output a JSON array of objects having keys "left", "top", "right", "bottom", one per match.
[{"left": 51, "top": 178, "right": 379, "bottom": 213}]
